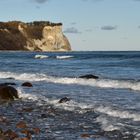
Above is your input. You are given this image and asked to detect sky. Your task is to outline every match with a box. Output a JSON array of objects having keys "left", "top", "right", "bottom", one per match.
[{"left": 0, "top": 0, "right": 140, "bottom": 51}]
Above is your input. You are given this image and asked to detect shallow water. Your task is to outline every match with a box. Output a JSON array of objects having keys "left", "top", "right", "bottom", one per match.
[{"left": 0, "top": 51, "right": 140, "bottom": 139}]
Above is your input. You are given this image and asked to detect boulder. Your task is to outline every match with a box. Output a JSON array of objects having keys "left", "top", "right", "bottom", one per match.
[
  {"left": 79, "top": 74, "right": 99, "bottom": 79},
  {"left": 58, "top": 97, "right": 70, "bottom": 103},
  {"left": 0, "top": 86, "right": 19, "bottom": 100},
  {"left": 21, "top": 82, "right": 33, "bottom": 87}
]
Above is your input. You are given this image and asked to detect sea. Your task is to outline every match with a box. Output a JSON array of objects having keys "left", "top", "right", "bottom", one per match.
[{"left": 0, "top": 51, "right": 140, "bottom": 140}]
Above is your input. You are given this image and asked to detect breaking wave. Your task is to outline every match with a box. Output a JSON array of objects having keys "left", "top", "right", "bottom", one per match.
[
  {"left": 34, "top": 54, "right": 49, "bottom": 59},
  {"left": 56, "top": 55, "right": 74, "bottom": 59},
  {"left": 17, "top": 87, "right": 140, "bottom": 123},
  {"left": 0, "top": 71, "right": 140, "bottom": 91},
  {"left": 96, "top": 116, "right": 120, "bottom": 131},
  {"left": 17, "top": 87, "right": 92, "bottom": 112},
  {"left": 95, "top": 106, "right": 140, "bottom": 121},
  {"left": 16, "top": 85, "right": 140, "bottom": 134}
]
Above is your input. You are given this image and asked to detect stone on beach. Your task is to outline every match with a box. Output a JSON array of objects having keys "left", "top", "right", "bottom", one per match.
[
  {"left": 16, "top": 121, "right": 27, "bottom": 129},
  {"left": 81, "top": 133, "right": 90, "bottom": 138},
  {"left": 4, "top": 129, "right": 19, "bottom": 139}
]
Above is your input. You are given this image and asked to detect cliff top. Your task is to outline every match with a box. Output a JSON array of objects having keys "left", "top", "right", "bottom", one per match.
[{"left": 0, "top": 21, "right": 62, "bottom": 29}]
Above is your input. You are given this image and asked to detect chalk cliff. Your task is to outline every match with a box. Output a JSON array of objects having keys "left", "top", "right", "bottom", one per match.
[{"left": 0, "top": 21, "right": 71, "bottom": 51}]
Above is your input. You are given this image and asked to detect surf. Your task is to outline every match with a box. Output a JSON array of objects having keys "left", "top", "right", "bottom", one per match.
[
  {"left": 34, "top": 54, "right": 49, "bottom": 59},
  {"left": 56, "top": 55, "right": 74, "bottom": 59},
  {"left": 0, "top": 71, "right": 140, "bottom": 91}
]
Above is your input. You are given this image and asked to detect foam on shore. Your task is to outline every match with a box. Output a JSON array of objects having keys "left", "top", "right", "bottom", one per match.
[{"left": 0, "top": 71, "right": 140, "bottom": 91}]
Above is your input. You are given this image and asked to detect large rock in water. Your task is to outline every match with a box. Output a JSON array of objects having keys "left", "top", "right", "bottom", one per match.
[
  {"left": 21, "top": 82, "right": 33, "bottom": 87},
  {"left": 58, "top": 97, "right": 70, "bottom": 103},
  {"left": 0, "top": 21, "right": 71, "bottom": 51},
  {"left": 79, "top": 74, "right": 99, "bottom": 79},
  {"left": 0, "top": 86, "right": 19, "bottom": 100}
]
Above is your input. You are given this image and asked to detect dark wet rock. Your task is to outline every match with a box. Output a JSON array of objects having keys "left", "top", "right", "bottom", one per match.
[
  {"left": 0, "top": 82, "right": 16, "bottom": 86},
  {"left": 41, "top": 114, "right": 47, "bottom": 118},
  {"left": 58, "top": 97, "right": 70, "bottom": 103},
  {"left": 79, "top": 74, "right": 99, "bottom": 79},
  {"left": 21, "top": 82, "right": 33, "bottom": 87},
  {"left": 6, "top": 77, "right": 15, "bottom": 80},
  {"left": 0, "top": 86, "right": 19, "bottom": 100}
]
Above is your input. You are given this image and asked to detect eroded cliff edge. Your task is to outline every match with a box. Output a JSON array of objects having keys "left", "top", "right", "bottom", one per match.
[{"left": 0, "top": 21, "right": 71, "bottom": 51}]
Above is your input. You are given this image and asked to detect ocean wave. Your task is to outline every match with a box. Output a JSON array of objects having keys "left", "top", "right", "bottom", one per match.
[
  {"left": 17, "top": 86, "right": 140, "bottom": 123},
  {"left": 56, "top": 55, "right": 74, "bottom": 59},
  {"left": 95, "top": 105, "right": 140, "bottom": 132},
  {"left": 0, "top": 71, "right": 140, "bottom": 91},
  {"left": 17, "top": 87, "right": 92, "bottom": 112},
  {"left": 96, "top": 116, "right": 120, "bottom": 131},
  {"left": 95, "top": 106, "right": 140, "bottom": 121},
  {"left": 34, "top": 54, "right": 49, "bottom": 59}
]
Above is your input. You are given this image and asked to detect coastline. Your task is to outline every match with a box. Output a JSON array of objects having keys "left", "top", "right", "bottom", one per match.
[{"left": 0, "top": 51, "right": 140, "bottom": 139}]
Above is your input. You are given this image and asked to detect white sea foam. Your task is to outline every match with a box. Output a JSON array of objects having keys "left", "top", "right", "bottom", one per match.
[
  {"left": 95, "top": 106, "right": 140, "bottom": 131},
  {"left": 17, "top": 86, "right": 140, "bottom": 126},
  {"left": 17, "top": 87, "right": 39, "bottom": 101},
  {"left": 18, "top": 86, "right": 140, "bottom": 121},
  {"left": 56, "top": 55, "right": 74, "bottom": 59},
  {"left": 96, "top": 116, "right": 120, "bottom": 131},
  {"left": 95, "top": 106, "right": 140, "bottom": 121},
  {"left": 0, "top": 71, "right": 140, "bottom": 91},
  {"left": 34, "top": 54, "right": 49, "bottom": 59},
  {"left": 17, "top": 86, "right": 92, "bottom": 113}
]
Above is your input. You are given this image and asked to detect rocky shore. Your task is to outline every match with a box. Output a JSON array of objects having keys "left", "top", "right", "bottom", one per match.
[{"left": 0, "top": 75, "right": 136, "bottom": 140}]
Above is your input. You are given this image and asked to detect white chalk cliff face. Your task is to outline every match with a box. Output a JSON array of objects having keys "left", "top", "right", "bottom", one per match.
[{"left": 18, "top": 24, "right": 71, "bottom": 51}]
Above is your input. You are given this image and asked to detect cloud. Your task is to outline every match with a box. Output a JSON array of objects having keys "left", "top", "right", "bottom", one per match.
[
  {"left": 101, "top": 25, "right": 117, "bottom": 30},
  {"left": 138, "top": 26, "right": 140, "bottom": 28},
  {"left": 32, "top": 0, "right": 48, "bottom": 4},
  {"left": 64, "top": 27, "right": 81, "bottom": 34}
]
